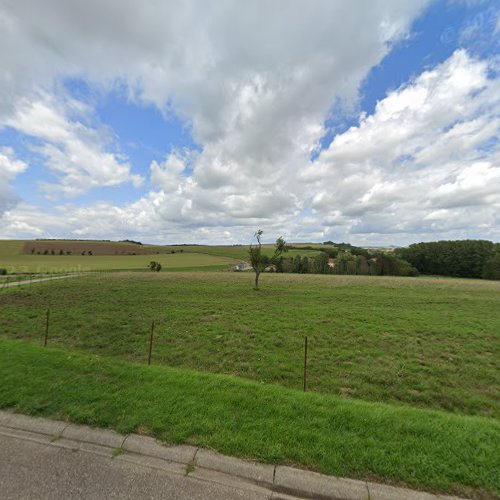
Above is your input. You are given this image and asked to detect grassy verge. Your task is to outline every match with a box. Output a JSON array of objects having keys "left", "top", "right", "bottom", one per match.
[
  {"left": 0, "top": 339, "right": 498, "bottom": 498},
  {"left": 1, "top": 272, "right": 498, "bottom": 417}
]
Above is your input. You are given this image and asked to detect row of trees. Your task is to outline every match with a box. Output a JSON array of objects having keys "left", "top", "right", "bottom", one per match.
[
  {"left": 30, "top": 249, "right": 93, "bottom": 255},
  {"left": 249, "top": 233, "right": 499, "bottom": 287},
  {"left": 248, "top": 231, "right": 418, "bottom": 288},
  {"left": 395, "top": 240, "right": 500, "bottom": 279},
  {"left": 276, "top": 251, "right": 417, "bottom": 277}
]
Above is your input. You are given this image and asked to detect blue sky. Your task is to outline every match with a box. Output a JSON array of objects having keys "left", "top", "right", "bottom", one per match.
[{"left": 0, "top": 0, "right": 498, "bottom": 245}]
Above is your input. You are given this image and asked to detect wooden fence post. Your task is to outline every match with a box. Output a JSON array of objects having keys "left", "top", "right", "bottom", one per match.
[
  {"left": 44, "top": 309, "right": 50, "bottom": 347},
  {"left": 148, "top": 320, "right": 155, "bottom": 365},
  {"left": 303, "top": 336, "right": 308, "bottom": 392}
]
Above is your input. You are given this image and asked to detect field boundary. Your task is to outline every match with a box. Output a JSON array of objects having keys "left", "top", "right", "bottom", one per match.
[{"left": 0, "top": 410, "right": 465, "bottom": 500}]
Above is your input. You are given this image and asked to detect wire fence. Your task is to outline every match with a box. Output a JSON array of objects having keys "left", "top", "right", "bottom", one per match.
[{"left": 36, "top": 307, "right": 311, "bottom": 392}]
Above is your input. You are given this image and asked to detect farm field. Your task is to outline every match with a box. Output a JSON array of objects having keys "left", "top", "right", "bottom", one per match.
[
  {"left": 0, "top": 239, "right": 320, "bottom": 273},
  {"left": 148, "top": 244, "right": 322, "bottom": 260},
  {"left": 0, "top": 252, "right": 237, "bottom": 273},
  {"left": 1, "top": 272, "right": 498, "bottom": 418}
]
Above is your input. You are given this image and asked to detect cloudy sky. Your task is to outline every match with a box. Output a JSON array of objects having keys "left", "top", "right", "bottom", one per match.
[{"left": 0, "top": 0, "right": 499, "bottom": 245}]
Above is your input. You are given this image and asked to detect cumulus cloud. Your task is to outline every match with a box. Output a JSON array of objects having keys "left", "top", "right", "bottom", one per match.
[
  {"left": 0, "top": 147, "right": 28, "bottom": 214},
  {"left": 5, "top": 93, "right": 143, "bottom": 197},
  {"left": 0, "top": 0, "right": 427, "bottom": 235},
  {"left": 303, "top": 50, "right": 500, "bottom": 243},
  {"left": 2, "top": 1, "right": 498, "bottom": 244}
]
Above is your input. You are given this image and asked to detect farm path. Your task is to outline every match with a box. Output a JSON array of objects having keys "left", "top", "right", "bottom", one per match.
[{"left": 1, "top": 274, "right": 81, "bottom": 288}]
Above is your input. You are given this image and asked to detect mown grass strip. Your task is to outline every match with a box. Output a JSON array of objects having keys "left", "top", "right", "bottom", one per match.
[{"left": 0, "top": 339, "right": 498, "bottom": 498}]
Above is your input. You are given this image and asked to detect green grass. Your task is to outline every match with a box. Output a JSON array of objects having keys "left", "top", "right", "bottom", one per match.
[
  {"left": 0, "top": 339, "right": 498, "bottom": 498},
  {"left": 0, "top": 240, "right": 24, "bottom": 257},
  {"left": 0, "top": 252, "right": 237, "bottom": 274},
  {"left": 1, "top": 272, "right": 498, "bottom": 418}
]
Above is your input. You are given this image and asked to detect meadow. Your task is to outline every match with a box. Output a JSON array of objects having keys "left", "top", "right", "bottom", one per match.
[
  {"left": 0, "top": 239, "right": 319, "bottom": 273},
  {"left": 0, "top": 251, "right": 237, "bottom": 273},
  {"left": 1, "top": 272, "right": 498, "bottom": 418}
]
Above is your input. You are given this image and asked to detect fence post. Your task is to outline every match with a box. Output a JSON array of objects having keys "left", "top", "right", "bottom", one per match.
[
  {"left": 44, "top": 309, "right": 50, "bottom": 347},
  {"left": 148, "top": 320, "right": 155, "bottom": 365},
  {"left": 303, "top": 336, "right": 308, "bottom": 392}
]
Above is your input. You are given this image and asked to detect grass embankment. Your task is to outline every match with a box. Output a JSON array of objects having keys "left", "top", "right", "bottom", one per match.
[
  {"left": 1, "top": 272, "right": 498, "bottom": 418},
  {"left": 0, "top": 339, "right": 498, "bottom": 498}
]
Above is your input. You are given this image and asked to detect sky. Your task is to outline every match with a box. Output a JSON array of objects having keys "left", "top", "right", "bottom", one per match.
[{"left": 0, "top": 0, "right": 499, "bottom": 246}]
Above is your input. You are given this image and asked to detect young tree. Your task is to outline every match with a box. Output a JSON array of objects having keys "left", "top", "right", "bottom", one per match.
[
  {"left": 249, "top": 229, "right": 287, "bottom": 289},
  {"left": 148, "top": 261, "right": 162, "bottom": 272}
]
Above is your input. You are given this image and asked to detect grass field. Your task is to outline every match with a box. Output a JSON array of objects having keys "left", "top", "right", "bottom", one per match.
[
  {"left": 0, "top": 252, "right": 237, "bottom": 273},
  {"left": 1, "top": 272, "right": 498, "bottom": 418},
  {"left": 0, "top": 240, "right": 24, "bottom": 257}
]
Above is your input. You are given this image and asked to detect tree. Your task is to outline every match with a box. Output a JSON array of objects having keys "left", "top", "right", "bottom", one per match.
[
  {"left": 249, "top": 229, "right": 287, "bottom": 289},
  {"left": 313, "top": 252, "right": 330, "bottom": 274},
  {"left": 148, "top": 261, "right": 162, "bottom": 272},
  {"left": 396, "top": 240, "right": 495, "bottom": 278},
  {"left": 482, "top": 253, "right": 500, "bottom": 280}
]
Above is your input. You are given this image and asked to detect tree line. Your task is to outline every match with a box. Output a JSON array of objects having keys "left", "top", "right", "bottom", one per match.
[
  {"left": 395, "top": 240, "right": 500, "bottom": 280},
  {"left": 249, "top": 232, "right": 500, "bottom": 285},
  {"left": 274, "top": 251, "right": 418, "bottom": 277}
]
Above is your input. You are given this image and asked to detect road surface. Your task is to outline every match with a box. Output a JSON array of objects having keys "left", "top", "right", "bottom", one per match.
[{"left": 0, "top": 432, "right": 290, "bottom": 500}]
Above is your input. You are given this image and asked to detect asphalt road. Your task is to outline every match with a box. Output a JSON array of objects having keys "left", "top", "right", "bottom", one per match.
[{"left": 0, "top": 433, "right": 287, "bottom": 500}]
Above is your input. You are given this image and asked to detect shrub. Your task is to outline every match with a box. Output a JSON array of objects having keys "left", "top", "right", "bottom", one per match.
[
  {"left": 148, "top": 261, "right": 162, "bottom": 272},
  {"left": 0, "top": 268, "right": 7, "bottom": 275}
]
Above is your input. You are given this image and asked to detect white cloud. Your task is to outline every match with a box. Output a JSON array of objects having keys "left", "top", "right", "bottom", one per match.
[
  {"left": 5, "top": 93, "right": 143, "bottom": 198},
  {"left": 0, "top": 147, "right": 27, "bottom": 178},
  {"left": 0, "top": 147, "right": 28, "bottom": 213},
  {"left": 2, "top": 1, "right": 498, "bottom": 244},
  {"left": 0, "top": 0, "right": 427, "bottom": 231},
  {"left": 303, "top": 50, "right": 500, "bottom": 242}
]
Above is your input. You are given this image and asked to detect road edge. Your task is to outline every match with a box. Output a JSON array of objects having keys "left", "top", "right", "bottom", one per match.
[{"left": 0, "top": 410, "right": 466, "bottom": 500}]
